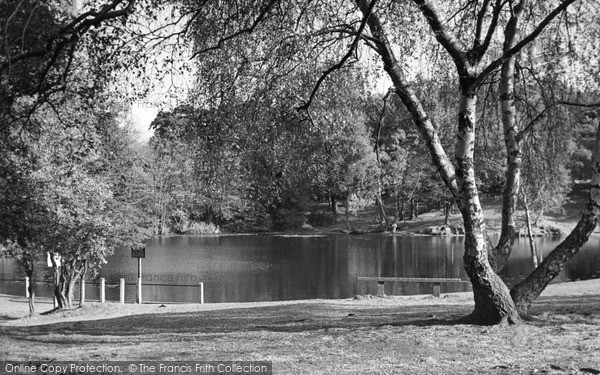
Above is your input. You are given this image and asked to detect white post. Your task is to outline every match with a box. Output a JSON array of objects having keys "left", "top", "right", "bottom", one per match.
[
  {"left": 433, "top": 284, "right": 441, "bottom": 298},
  {"left": 25, "top": 277, "right": 30, "bottom": 298},
  {"left": 136, "top": 257, "right": 142, "bottom": 304},
  {"left": 79, "top": 278, "right": 85, "bottom": 304},
  {"left": 100, "top": 278, "right": 105, "bottom": 303},
  {"left": 199, "top": 282, "right": 204, "bottom": 304},
  {"left": 136, "top": 277, "right": 142, "bottom": 304},
  {"left": 119, "top": 278, "right": 125, "bottom": 304}
]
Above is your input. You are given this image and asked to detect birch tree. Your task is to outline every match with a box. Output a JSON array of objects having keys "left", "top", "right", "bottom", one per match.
[{"left": 178, "top": 0, "right": 599, "bottom": 323}]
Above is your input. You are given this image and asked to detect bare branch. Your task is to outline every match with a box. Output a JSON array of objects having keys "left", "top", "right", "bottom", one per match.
[
  {"left": 323, "top": 25, "right": 381, "bottom": 53},
  {"left": 374, "top": 88, "right": 394, "bottom": 156},
  {"left": 297, "top": 0, "right": 377, "bottom": 111},
  {"left": 412, "top": 0, "right": 468, "bottom": 69},
  {"left": 472, "top": 0, "right": 503, "bottom": 60},
  {"left": 446, "top": 0, "right": 477, "bottom": 23},
  {"left": 516, "top": 105, "right": 552, "bottom": 142},
  {"left": 1, "top": 0, "right": 137, "bottom": 94},
  {"left": 356, "top": 0, "right": 459, "bottom": 199},
  {"left": 476, "top": 0, "right": 578, "bottom": 87},
  {"left": 474, "top": 0, "right": 493, "bottom": 46},
  {"left": 557, "top": 100, "right": 600, "bottom": 108},
  {"left": 189, "top": 0, "right": 279, "bottom": 59}
]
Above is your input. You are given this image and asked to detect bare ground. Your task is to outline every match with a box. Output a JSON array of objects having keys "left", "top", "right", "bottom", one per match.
[{"left": 1, "top": 279, "right": 600, "bottom": 374}]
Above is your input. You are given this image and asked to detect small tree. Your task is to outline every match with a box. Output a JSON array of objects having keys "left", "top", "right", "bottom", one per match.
[
  {"left": 43, "top": 168, "right": 118, "bottom": 308},
  {"left": 0, "top": 241, "right": 37, "bottom": 316}
]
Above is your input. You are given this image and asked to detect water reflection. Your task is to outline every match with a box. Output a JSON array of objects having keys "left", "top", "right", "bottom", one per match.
[{"left": 0, "top": 235, "right": 598, "bottom": 303}]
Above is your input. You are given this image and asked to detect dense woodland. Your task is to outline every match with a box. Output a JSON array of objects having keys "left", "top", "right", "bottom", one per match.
[{"left": 1, "top": 0, "right": 599, "bottom": 323}]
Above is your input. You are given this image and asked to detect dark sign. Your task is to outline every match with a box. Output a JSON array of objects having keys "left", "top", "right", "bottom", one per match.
[{"left": 131, "top": 246, "right": 146, "bottom": 258}]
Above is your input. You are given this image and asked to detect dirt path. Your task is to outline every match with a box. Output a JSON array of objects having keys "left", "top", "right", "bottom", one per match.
[{"left": 2, "top": 280, "right": 599, "bottom": 374}]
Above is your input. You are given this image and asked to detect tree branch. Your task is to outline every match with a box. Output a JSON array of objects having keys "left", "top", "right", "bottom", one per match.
[
  {"left": 189, "top": 0, "right": 279, "bottom": 59},
  {"left": 557, "top": 100, "right": 600, "bottom": 108},
  {"left": 412, "top": 0, "right": 468, "bottom": 69},
  {"left": 323, "top": 25, "right": 381, "bottom": 53},
  {"left": 0, "top": 0, "right": 137, "bottom": 99},
  {"left": 516, "top": 105, "right": 552, "bottom": 142},
  {"left": 356, "top": 0, "right": 459, "bottom": 199},
  {"left": 2, "top": 0, "right": 136, "bottom": 71},
  {"left": 472, "top": 0, "right": 503, "bottom": 60},
  {"left": 374, "top": 88, "right": 393, "bottom": 155},
  {"left": 474, "top": 0, "right": 493, "bottom": 47},
  {"left": 476, "top": 0, "right": 578, "bottom": 87},
  {"left": 297, "top": 0, "right": 377, "bottom": 111}
]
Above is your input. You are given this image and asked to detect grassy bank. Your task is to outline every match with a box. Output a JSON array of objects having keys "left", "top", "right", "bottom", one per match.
[
  {"left": 313, "top": 191, "right": 599, "bottom": 237},
  {"left": 1, "top": 279, "right": 600, "bottom": 374}
]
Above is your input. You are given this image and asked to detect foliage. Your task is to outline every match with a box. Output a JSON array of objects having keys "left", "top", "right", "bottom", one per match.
[
  {"left": 186, "top": 221, "right": 221, "bottom": 235},
  {"left": 0, "top": 91, "right": 149, "bottom": 309},
  {"left": 146, "top": 64, "right": 382, "bottom": 230}
]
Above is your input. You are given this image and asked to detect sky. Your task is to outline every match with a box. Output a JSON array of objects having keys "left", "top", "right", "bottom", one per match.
[
  {"left": 120, "top": 4, "right": 193, "bottom": 144},
  {"left": 130, "top": 105, "right": 159, "bottom": 143}
]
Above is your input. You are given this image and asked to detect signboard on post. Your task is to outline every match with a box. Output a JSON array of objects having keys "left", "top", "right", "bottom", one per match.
[
  {"left": 131, "top": 245, "right": 146, "bottom": 304},
  {"left": 131, "top": 246, "right": 146, "bottom": 258}
]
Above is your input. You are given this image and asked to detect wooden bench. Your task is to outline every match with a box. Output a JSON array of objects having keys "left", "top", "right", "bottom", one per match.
[{"left": 357, "top": 277, "right": 470, "bottom": 297}]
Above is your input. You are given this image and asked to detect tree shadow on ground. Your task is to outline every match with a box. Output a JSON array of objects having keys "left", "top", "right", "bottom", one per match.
[
  {"left": 2, "top": 294, "right": 598, "bottom": 345},
  {"left": 1, "top": 302, "right": 473, "bottom": 343},
  {"left": 526, "top": 294, "right": 600, "bottom": 324},
  {"left": 0, "top": 314, "right": 20, "bottom": 322}
]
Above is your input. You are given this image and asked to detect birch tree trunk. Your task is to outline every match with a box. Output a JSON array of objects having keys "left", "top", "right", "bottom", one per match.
[
  {"left": 53, "top": 263, "right": 68, "bottom": 309},
  {"left": 24, "top": 258, "right": 35, "bottom": 317},
  {"left": 52, "top": 255, "right": 82, "bottom": 309},
  {"left": 375, "top": 196, "right": 388, "bottom": 224},
  {"left": 456, "top": 92, "right": 520, "bottom": 325},
  {"left": 375, "top": 98, "right": 389, "bottom": 225},
  {"left": 511, "top": 125, "right": 600, "bottom": 315},
  {"left": 521, "top": 193, "right": 539, "bottom": 268},
  {"left": 356, "top": 2, "right": 458, "bottom": 202},
  {"left": 330, "top": 195, "right": 339, "bottom": 215},
  {"left": 490, "top": 0, "right": 528, "bottom": 273},
  {"left": 395, "top": 192, "right": 403, "bottom": 222},
  {"left": 79, "top": 260, "right": 88, "bottom": 307},
  {"left": 357, "top": 1, "right": 519, "bottom": 323}
]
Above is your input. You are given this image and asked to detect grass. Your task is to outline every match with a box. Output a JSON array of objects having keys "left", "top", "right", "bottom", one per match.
[{"left": 2, "top": 279, "right": 600, "bottom": 374}]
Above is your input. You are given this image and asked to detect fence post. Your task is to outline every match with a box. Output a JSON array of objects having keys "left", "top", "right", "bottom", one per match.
[
  {"left": 199, "top": 282, "right": 204, "bottom": 304},
  {"left": 432, "top": 284, "right": 441, "bottom": 298},
  {"left": 79, "top": 279, "right": 85, "bottom": 305},
  {"left": 100, "top": 278, "right": 105, "bottom": 303},
  {"left": 119, "top": 278, "right": 125, "bottom": 304},
  {"left": 377, "top": 281, "right": 385, "bottom": 297},
  {"left": 136, "top": 277, "right": 142, "bottom": 304},
  {"left": 25, "top": 277, "right": 30, "bottom": 298}
]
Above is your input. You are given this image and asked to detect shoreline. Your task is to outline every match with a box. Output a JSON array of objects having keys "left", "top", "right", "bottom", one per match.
[
  {"left": 2, "top": 278, "right": 600, "bottom": 327},
  {"left": 213, "top": 196, "right": 599, "bottom": 237}
]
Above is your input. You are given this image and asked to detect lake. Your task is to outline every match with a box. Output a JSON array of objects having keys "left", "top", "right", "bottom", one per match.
[{"left": 1, "top": 234, "right": 599, "bottom": 303}]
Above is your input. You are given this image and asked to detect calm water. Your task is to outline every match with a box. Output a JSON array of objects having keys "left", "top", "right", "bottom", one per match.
[{"left": 1, "top": 234, "right": 599, "bottom": 303}]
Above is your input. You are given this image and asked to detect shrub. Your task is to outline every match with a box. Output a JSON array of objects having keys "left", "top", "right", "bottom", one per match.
[
  {"left": 186, "top": 221, "right": 221, "bottom": 234},
  {"left": 307, "top": 211, "right": 335, "bottom": 227},
  {"left": 272, "top": 208, "right": 307, "bottom": 230}
]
